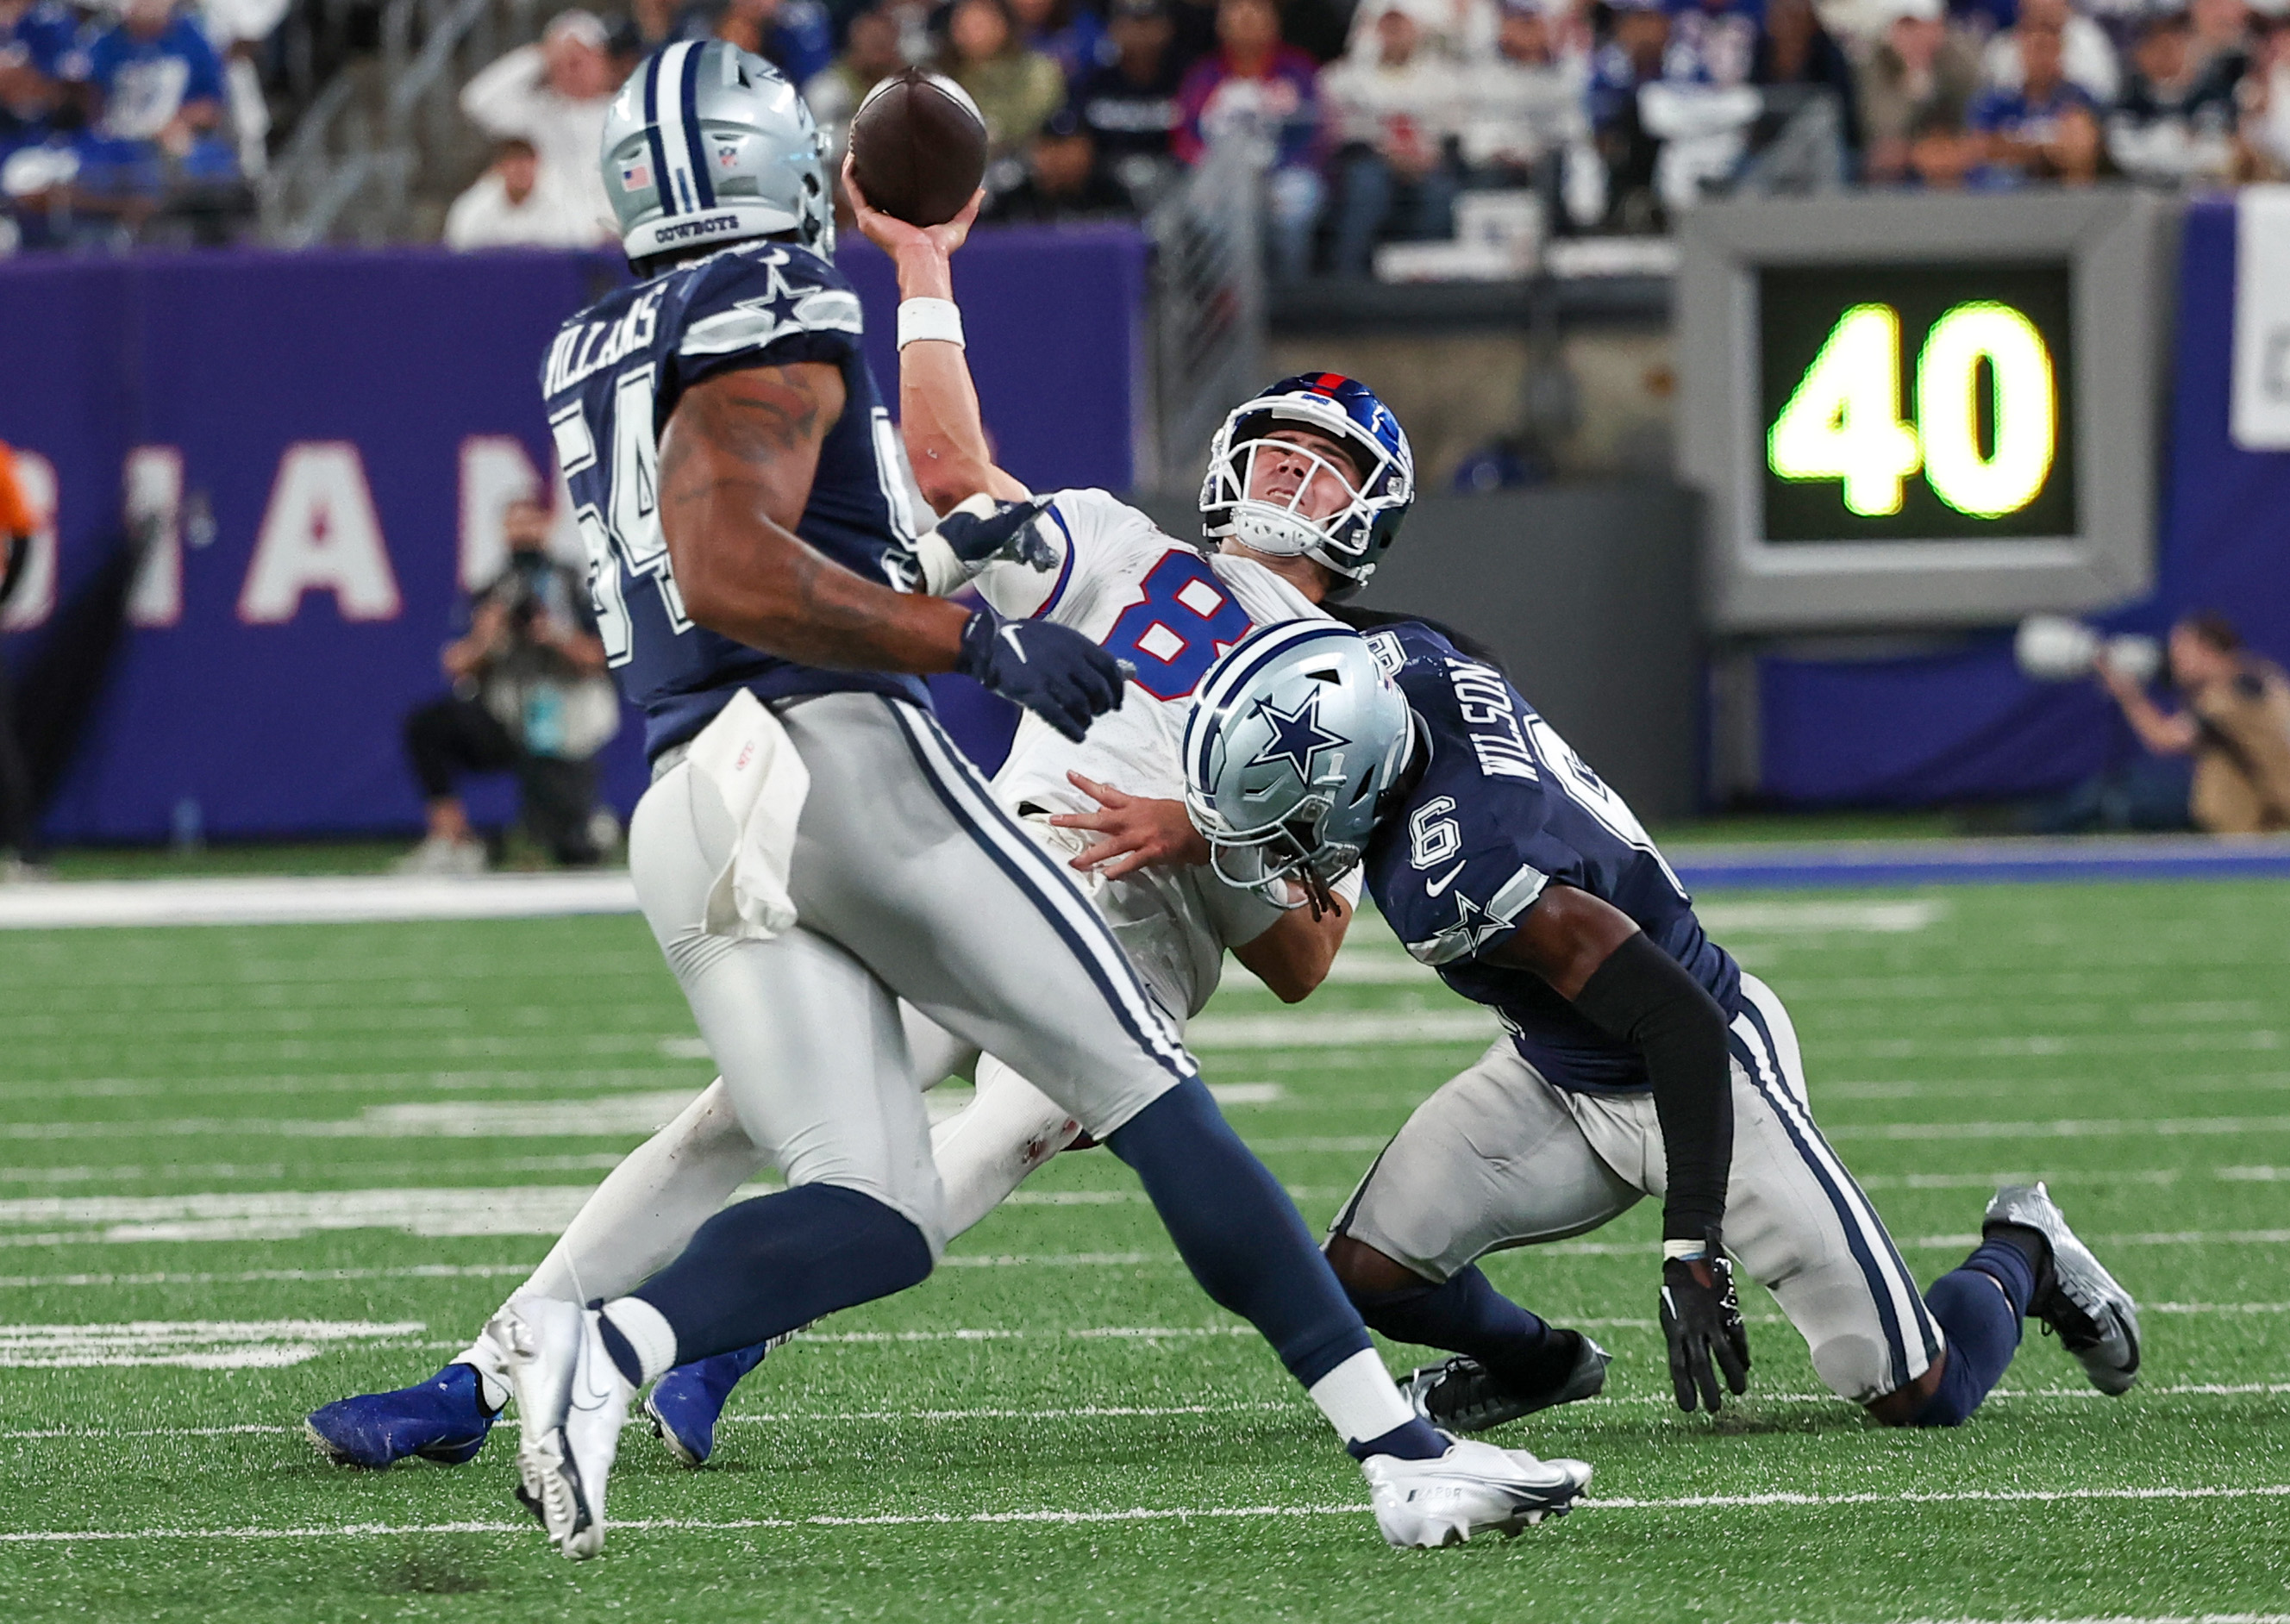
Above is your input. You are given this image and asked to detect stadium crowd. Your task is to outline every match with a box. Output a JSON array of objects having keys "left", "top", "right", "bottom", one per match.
[{"left": 8, "top": 0, "right": 2290, "bottom": 259}]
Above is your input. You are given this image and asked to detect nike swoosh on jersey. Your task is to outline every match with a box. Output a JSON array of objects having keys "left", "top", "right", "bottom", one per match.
[{"left": 1423, "top": 861, "right": 1467, "bottom": 898}]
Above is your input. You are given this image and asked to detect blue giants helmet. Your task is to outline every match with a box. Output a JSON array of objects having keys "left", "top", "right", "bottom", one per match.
[{"left": 1198, "top": 373, "right": 1416, "bottom": 597}]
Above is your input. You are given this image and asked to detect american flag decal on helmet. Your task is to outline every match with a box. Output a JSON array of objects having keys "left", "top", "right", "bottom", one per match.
[{"left": 619, "top": 159, "right": 652, "bottom": 191}]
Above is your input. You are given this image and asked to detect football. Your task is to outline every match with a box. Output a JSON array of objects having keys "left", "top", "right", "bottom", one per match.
[{"left": 846, "top": 69, "right": 990, "bottom": 228}]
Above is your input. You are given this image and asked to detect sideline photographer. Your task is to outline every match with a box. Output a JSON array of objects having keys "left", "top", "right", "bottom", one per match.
[
  {"left": 2024, "top": 612, "right": 2290, "bottom": 835},
  {"left": 2099, "top": 614, "right": 2290, "bottom": 835},
  {"left": 397, "top": 497, "right": 617, "bottom": 872}
]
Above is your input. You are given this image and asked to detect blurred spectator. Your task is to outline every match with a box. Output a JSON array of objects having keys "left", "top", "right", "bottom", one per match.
[
  {"left": 1904, "top": 99, "right": 1988, "bottom": 184},
  {"left": 1587, "top": 0, "right": 1672, "bottom": 226},
  {"left": 1968, "top": 9, "right": 2097, "bottom": 179},
  {"left": 2110, "top": 10, "right": 2239, "bottom": 183},
  {"left": 200, "top": 0, "right": 288, "bottom": 178},
  {"left": 460, "top": 9, "right": 620, "bottom": 246},
  {"left": 982, "top": 103, "right": 1138, "bottom": 215},
  {"left": 2030, "top": 614, "right": 2290, "bottom": 834},
  {"left": 942, "top": 0, "right": 1067, "bottom": 156},
  {"left": 1460, "top": 0, "right": 1593, "bottom": 187},
  {"left": 2188, "top": 0, "right": 2254, "bottom": 81},
  {"left": 611, "top": 0, "right": 694, "bottom": 55},
  {"left": 0, "top": 440, "right": 37, "bottom": 879},
  {"left": 1, "top": 0, "right": 82, "bottom": 158},
  {"left": 1323, "top": 0, "right": 1458, "bottom": 277},
  {"left": 715, "top": 0, "right": 836, "bottom": 88},
  {"left": 1857, "top": 0, "right": 1982, "bottom": 184},
  {"left": 1075, "top": 0, "right": 1190, "bottom": 202},
  {"left": 2239, "top": 12, "right": 2290, "bottom": 176},
  {"left": 444, "top": 137, "right": 606, "bottom": 247},
  {"left": 1174, "top": 0, "right": 1323, "bottom": 277},
  {"left": 1752, "top": 0, "right": 1863, "bottom": 155},
  {"left": 76, "top": 0, "right": 236, "bottom": 202},
  {"left": 1632, "top": 0, "right": 1765, "bottom": 214},
  {"left": 1980, "top": 0, "right": 2118, "bottom": 104},
  {"left": 804, "top": 3, "right": 905, "bottom": 161},
  {"left": 397, "top": 497, "right": 616, "bottom": 874},
  {"left": 1010, "top": 0, "right": 1111, "bottom": 83}
]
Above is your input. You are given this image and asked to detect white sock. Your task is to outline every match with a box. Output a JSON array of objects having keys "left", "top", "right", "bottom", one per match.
[
  {"left": 599, "top": 1296, "right": 679, "bottom": 1386},
  {"left": 1307, "top": 1346, "right": 1422, "bottom": 1451},
  {"left": 450, "top": 1330, "right": 513, "bottom": 1413}
]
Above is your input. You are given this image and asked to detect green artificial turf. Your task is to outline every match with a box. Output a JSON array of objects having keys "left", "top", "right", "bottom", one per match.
[{"left": 0, "top": 880, "right": 2283, "bottom": 1621}]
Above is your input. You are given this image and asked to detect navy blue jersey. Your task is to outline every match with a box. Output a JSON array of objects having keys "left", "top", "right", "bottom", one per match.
[
  {"left": 541, "top": 240, "right": 926, "bottom": 759},
  {"left": 1360, "top": 622, "right": 1739, "bottom": 1093}
]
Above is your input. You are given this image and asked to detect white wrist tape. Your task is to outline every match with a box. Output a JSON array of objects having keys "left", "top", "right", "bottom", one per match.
[
  {"left": 898, "top": 297, "right": 965, "bottom": 349},
  {"left": 1662, "top": 1239, "right": 1711, "bottom": 1262}
]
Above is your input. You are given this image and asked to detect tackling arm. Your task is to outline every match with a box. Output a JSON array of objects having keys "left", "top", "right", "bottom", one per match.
[
  {"left": 1486, "top": 884, "right": 1733, "bottom": 1245},
  {"left": 1232, "top": 893, "right": 1350, "bottom": 1003}
]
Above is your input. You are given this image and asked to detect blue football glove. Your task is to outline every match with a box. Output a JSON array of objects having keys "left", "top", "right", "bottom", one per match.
[
  {"left": 886, "top": 497, "right": 1058, "bottom": 596},
  {"left": 954, "top": 607, "right": 1129, "bottom": 742},
  {"left": 935, "top": 495, "right": 1058, "bottom": 571}
]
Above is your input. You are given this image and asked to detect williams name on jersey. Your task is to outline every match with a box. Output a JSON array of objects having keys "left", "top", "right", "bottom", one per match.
[
  {"left": 541, "top": 240, "right": 924, "bottom": 759},
  {"left": 1361, "top": 621, "right": 1740, "bottom": 1093}
]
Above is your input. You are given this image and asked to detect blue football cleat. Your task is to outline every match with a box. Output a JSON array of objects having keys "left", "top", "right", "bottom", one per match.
[
  {"left": 304, "top": 1362, "right": 498, "bottom": 1468},
  {"left": 644, "top": 1340, "right": 777, "bottom": 1467}
]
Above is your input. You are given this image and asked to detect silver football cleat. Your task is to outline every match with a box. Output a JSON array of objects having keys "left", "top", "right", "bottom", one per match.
[
  {"left": 1362, "top": 1435, "right": 1592, "bottom": 1548},
  {"left": 1985, "top": 1182, "right": 2141, "bottom": 1396}
]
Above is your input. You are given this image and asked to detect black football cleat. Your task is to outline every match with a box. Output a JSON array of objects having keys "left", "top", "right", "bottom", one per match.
[{"left": 1399, "top": 1331, "right": 1611, "bottom": 1433}]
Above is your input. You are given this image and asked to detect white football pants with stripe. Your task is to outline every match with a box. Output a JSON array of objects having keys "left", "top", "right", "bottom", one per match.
[
  {"left": 467, "top": 691, "right": 1167, "bottom": 1358},
  {"left": 1333, "top": 972, "right": 1945, "bottom": 1405}
]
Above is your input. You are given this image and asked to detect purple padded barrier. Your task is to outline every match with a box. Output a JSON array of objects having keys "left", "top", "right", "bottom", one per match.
[{"left": 0, "top": 228, "right": 1142, "bottom": 841}]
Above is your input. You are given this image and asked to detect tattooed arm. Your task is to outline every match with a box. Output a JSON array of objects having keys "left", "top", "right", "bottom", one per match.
[{"left": 657, "top": 361, "right": 973, "bottom": 671}]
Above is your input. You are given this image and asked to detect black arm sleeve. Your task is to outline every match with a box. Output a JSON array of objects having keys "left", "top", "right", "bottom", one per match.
[{"left": 1569, "top": 931, "right": 1734, "bottom": 1242}]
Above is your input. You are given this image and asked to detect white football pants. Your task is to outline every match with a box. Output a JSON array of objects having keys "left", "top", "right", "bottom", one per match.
[
  {"left": 1332, "top": 973, "right": 1944, "bottom": 1404},
  {"left": 463, "top": 693, "right": 1175, "bottom": 1380}
]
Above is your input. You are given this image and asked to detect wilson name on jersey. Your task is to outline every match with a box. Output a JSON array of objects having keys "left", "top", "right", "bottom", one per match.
[
  {"left": 541, "top": 241, "right": 926, "bottom": 759},
  {"left": 1361, "top": 621, "right": 1739, "bottom": 1093}
]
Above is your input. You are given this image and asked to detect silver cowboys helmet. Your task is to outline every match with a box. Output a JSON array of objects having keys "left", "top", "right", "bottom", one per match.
[
  {"left": 1183, "top": 621, "right": 1415, "bottom": 911},
  {"left": 1198, "top": 373, "right": 1416, "bottom": 597},
  {"left": 604, "top": 41, "right": 833, "bottom": 263}
]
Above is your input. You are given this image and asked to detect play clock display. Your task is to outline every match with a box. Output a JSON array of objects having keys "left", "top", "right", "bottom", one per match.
[{"left": 1760, "top": 265, "right": 2077, "bottom": 542}]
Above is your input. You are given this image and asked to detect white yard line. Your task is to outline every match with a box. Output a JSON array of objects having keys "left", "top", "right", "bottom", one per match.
[
  {"left": 3, "top": 1482, "right": 2286, "bottom": 1543},
  {"left": 0, "top": 873, "right": 640, "bottom": 930}
]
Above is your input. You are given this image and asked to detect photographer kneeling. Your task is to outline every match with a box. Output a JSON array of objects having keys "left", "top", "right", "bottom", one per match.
[
  {"left": 2034, "top": 613, "right": 2290, "bottom": 836},
  {"left": 398, "top": 497, "right": 617, "bottom": 872}
]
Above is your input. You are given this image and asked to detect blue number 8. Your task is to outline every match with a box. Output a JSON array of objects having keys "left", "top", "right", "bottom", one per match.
[{"left": 1101, "top": 551, "right": 1254, "bottom": 700}]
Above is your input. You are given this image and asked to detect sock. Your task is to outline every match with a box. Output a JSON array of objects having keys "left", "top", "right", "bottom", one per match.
[
  {"left": 1909, "top": 1236, "right": 2036, "bottom": 1428},
  {"left": 1106, "top": 1078, "right": 1444, "bottom": 1462},
  {"left": 626, "top": 1183, "right": 933, "bottom": 1369},
  {"left": 597, "top": 1295, "right": 678, "bottom": 1388},
  {"left": 1308, "top": 1347, "right": 1448, "bottom": 1461},
  {"left": 1348, "top": 1265, "right": 1567, "bottom": 1393},
  {"left": 451, "top": 1336, "right": 512, "bottom": 1413}
]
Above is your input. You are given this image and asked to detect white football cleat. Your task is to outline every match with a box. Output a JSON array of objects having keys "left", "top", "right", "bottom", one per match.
[
  {"left": 487, "top": 1296, "right": 632, "bottom": 1559},
  {"left": 1362, "top": 1434, "right": 1592, "bottom": 1548}
]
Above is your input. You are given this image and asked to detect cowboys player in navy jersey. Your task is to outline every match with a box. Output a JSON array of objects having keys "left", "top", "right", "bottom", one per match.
[
  {"left": 426, "top": 41, "right": 1591, "bottom": 1559},
  {"left": 1183, "top": 620, "right": 2143, "bottom": 1435}
]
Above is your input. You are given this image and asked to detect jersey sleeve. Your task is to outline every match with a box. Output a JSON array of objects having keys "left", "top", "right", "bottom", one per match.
[
  {"left": 1376, "top": 634, "right": 1587, "bottom": 968},
  {"left": 666, "top": 247, "right": 866, "bottom": 408},
  {"left": 969, "top": 487, "right": 1125, "bottom": 621}
]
